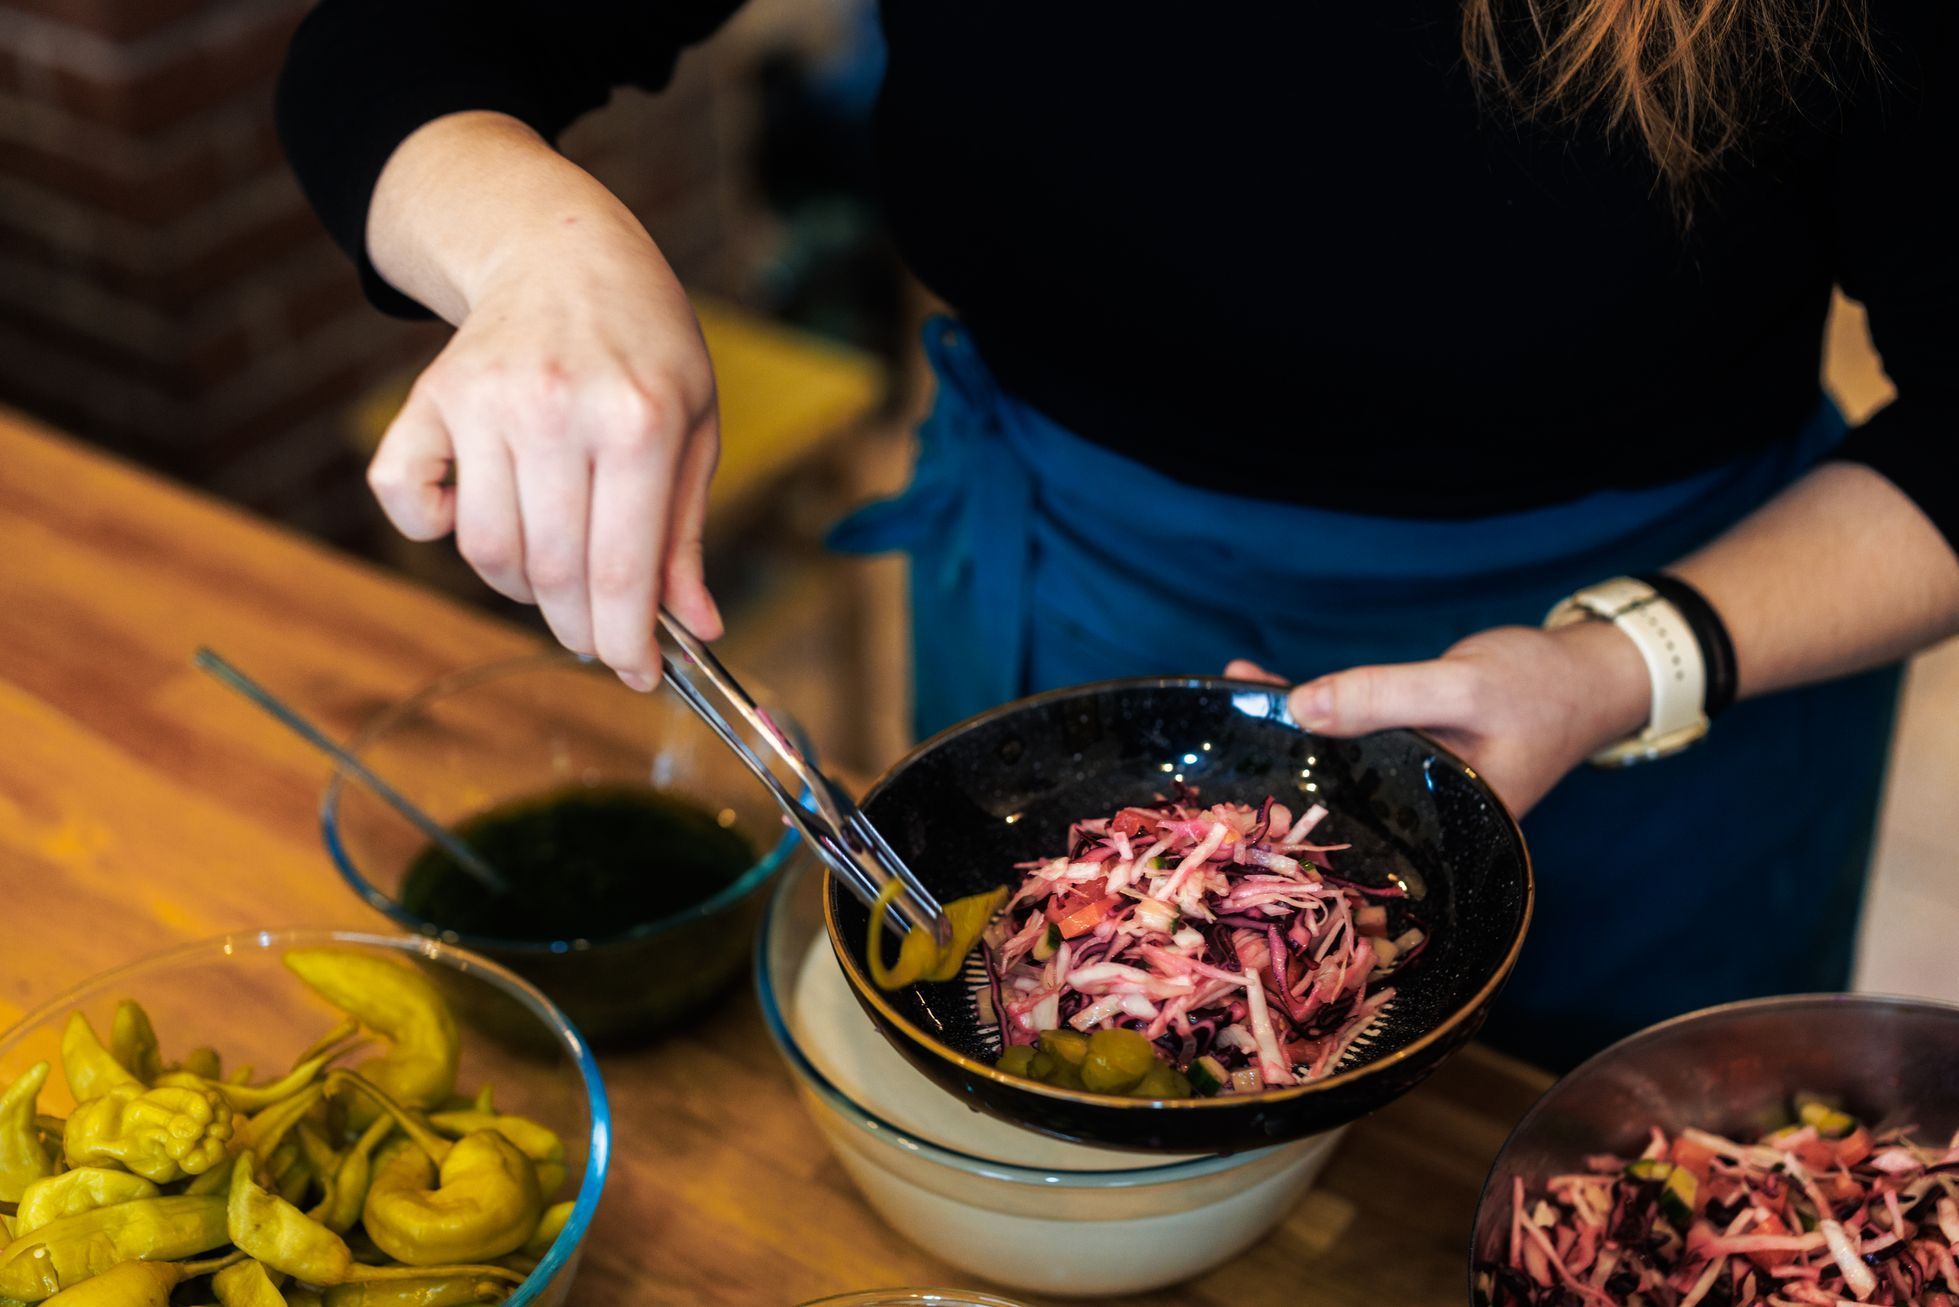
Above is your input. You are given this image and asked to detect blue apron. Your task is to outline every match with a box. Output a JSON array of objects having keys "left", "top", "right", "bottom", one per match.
[{"left": 832, "top": 317, "right": 1902, "bottom": 1070}]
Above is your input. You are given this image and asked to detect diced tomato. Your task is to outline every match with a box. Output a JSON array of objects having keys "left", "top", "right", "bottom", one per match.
[
  {"left": 1051, "top": 894, "right": 1121, "bottom": 939},
  {"left": 1044, "top": 879, "right": 1108, "bottom": 923},
  {"left": 1831, "top": 1125, "right": 1874, "bottom": 1168},
  {"left": 1742, "top": 1211, "right": 1791, "bottom": 1271},
  {"left": 1768, "top": 1125, "right": 1835, "bottom": 1172},
  {"left": 1671, "top": 1135, "right": 1718, "bottom": 1184}
]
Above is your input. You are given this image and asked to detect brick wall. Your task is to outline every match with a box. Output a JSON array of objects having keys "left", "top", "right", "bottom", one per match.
[{"left": 0, "top": 0, "right": 786, "bottom": 546}]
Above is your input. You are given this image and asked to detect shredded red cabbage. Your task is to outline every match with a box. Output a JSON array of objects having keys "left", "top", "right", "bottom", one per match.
[
  {"left": 980, "top": 792, "right": 1424, "bottom": 1091},
  {"left": 1475, "top": 1108, "right": 1959, "bottom": 1306}
]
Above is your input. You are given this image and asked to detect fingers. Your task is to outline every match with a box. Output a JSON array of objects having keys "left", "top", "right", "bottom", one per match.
[
  {"left": 368, "top": 393, "right": 458, "bottom": 542},
  {"left": 586, "top": 419, "right": 680, "bottom": 691},
  {"left": 512, "top": 440, "right": 595, "bottom": 655},
  {"left": 1224, "top": 659, "right": 1287, "bottom": 685},
  {"left": 450, "top": 429, "right": 535, "bottom": 604},
  {"left": 661, "top": 416, "right": 723, "bottom": 642},
  {"left": 1288, "top": 658, "right": 1480, "bottom": 736}
]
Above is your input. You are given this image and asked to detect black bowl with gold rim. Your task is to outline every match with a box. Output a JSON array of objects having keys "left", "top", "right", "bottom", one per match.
[{"left": 824, "top": 677, "right": 1534, "bottom": 1153}]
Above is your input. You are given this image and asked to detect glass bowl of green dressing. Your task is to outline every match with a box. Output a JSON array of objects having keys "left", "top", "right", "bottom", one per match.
[{"left": 322, "top": 651, "right": 805, "bottom": 1046}]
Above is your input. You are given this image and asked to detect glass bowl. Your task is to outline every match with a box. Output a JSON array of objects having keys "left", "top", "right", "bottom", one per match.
[
  {"left": 1468, "top": 992, "right": 1959, "bottom": 1298},
  {"left": 758, "top": 854, "right": 1346, "bottom": 1298},
  {"left": 322, "top": 651, "right": 805, "bottom": 1046},
  {"left": 0, "top": 928, "right": 609, "bottom": 1306}
]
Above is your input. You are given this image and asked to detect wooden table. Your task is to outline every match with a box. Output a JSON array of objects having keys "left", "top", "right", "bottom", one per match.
[{"left": 0, "top": 408, "right": 1554, "bottom": 1305}]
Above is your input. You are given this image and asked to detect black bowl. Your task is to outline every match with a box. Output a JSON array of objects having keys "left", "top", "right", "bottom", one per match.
[
  {"left": 824, "top": 677, "right": 1534, "bottom": 1153},
  {"left": 1468, "top": 993, "right": 1959, "bottom": 1301}
]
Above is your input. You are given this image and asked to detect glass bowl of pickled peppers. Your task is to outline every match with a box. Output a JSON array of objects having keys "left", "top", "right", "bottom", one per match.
[{"left": 0, "top": 929, "right": 608, "bottom": 1306}]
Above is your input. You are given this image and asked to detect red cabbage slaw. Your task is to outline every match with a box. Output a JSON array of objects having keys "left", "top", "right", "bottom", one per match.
[
  {"left": 1476, "top": 1109, "right": 1959, "bottom": 1306},
  {"left": 978, "top": 793, "right": 1425, "bottom": 1092}
]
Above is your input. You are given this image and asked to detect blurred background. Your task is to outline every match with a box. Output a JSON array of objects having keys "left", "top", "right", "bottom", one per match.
[{"left": 0, "top": 0, "right": 1949, "bottom": 999}]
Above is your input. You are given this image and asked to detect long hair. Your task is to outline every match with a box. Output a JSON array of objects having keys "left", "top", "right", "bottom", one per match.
[{"left": 1461, "top": 0, "right": 1864, "bottom": 211}]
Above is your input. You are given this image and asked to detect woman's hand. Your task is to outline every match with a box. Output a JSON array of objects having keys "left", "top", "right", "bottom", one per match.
[
  {"left": 363, "top": 112, "right": 722, "bottom": 690},
  {"left": 1227, "top": 621, "right": 1652, "bottom": 816}
]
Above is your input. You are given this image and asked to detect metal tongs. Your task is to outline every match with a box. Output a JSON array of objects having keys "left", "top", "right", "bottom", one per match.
[{"left": 655, "top": 610, "right": 951, "bottom": 946}]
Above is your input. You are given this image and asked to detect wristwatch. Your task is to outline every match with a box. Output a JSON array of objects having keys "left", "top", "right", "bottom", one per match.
[{"left": 1544, "top": 576, "right": 1709, "bottom": 766}]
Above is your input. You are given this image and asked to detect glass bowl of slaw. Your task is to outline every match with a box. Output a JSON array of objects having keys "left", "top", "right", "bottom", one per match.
[
  {"left": 759, "top": 854, "right": 1346, "bottom": 1298},
  {"left": 0, "top": 928, "right": 610, "bottom": 1307}
]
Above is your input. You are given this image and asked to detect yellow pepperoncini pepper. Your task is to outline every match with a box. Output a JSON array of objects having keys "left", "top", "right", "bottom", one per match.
[
  {"left": 321, "top": 1071, "right": 542, "bottom": 1266},
  {"left": 0, "top": 1063, "right": 55, "bottom": 1204},
  {"left": 58, "top": 1016, "right": 141, "bottom": 1105},
  {"left": 157, "top": 1052, "right": 337, "bottom": 1115},
  {"left": 234, "top": 1084, "right": 327, "bottom": 1163},
  {"left": 866, "top": 882, "right": 1008, "bottom": 988},
  {"left": 504, "top": 1199, "right": 574, "bottom": 1271},
  {"left": 33, "top": 1251, "right": 241, "bottom": 1307},
  {"left": 426, "top": 1111, "right": 564, "bottom": 1196},
  {"left": 322, "top": 1278, "right": 505, "bottom": 1306},
  {"left": 11, "top": 1169, "right": 160, "bottom": 1237},
  {"left": 227, "top": 1153, "right": 354, "bottom": 1286},
  {"left": 176, "top": 1047, "right": 222, "bottom": 1081},
  {"left": 0, "top": 1195, "right": 229, "bottom": 1301},
  {"left": 361, "top": 1135, "right": 542, "bottom": 1268},
  {"left": 283, "top": 952, "right": 458, "bottom": 1125},
  {"left": 320, "top": 1118, "right": 396, "bottom": 1235},
  {"left": 62, "top": 1084, "right": 233, "bottom": 1184},
  {"left": 210, "top": 1258, "right": 286, "bottom": 1307},
  {"left": 107, "top": 1003, "right": 164, "bottom": 1086}
]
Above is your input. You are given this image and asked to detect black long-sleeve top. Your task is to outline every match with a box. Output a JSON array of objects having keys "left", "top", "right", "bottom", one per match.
[{"left": 277, "top": 3, "right": 1959, "bottom": 548}]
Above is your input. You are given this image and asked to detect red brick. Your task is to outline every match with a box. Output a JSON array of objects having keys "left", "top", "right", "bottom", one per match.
[
  {"left": 156, "top": 195, "right": 319, "bottom": 301},
  {"left": 180, "top": 322, "right": 254, "bottom": 389},
  {"left": 204, "top": 356, "right": 372, "bottom": 462},
  {"left": 28, "top": 5, "right": 306, "bottom": 137},
  {"left": 0, "top": 133, "right": 237, "bottom": 225},
  {"left": 0, "top": 295, "right": 171, "bottom": 388},
  {"left": 279, "top": 264, "right": 366, "bottom": 341},
  {"left": 0, "top": 0, "right": 217, "bottom": 43}
]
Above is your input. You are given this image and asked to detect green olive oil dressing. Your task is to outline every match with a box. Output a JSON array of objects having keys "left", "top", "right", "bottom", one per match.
[{"left": 398, "top": 783, "right": 758, "bottom": 941}]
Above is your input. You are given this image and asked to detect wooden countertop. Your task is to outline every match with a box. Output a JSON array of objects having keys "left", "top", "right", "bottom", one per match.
[{"left": 0, "top": 408, "right": 1554, "bottom": 1305}]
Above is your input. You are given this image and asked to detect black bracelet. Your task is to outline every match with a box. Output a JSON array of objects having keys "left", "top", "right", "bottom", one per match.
[{"left": 1634, "top": 572, "right": 1738, "bottom": 718}]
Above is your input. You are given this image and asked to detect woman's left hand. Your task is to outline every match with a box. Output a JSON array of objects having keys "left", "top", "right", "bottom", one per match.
[{"left": 1227, "top": 621, "right": 1653, "bottom": 817}]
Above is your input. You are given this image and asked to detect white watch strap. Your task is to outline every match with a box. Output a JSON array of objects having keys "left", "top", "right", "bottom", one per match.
[{"left": 1545, "top": 577, "right": 1709, "bottom": 765}]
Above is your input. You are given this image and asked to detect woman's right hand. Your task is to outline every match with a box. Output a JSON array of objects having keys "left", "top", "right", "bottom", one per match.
[{"left": 363, "top": 112, "right": 723, "bottom": 690}]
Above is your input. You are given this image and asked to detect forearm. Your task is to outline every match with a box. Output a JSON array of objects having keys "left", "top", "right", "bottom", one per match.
[
  {"left": 366, "top": 110, "right": 653, "bottom": 325},
  {"left": 1670, "top": 462, "right": 1959, "bottom": 701}
]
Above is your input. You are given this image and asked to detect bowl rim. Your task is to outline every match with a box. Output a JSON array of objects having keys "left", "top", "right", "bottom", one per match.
[
  {"left": 823, "top": 675, "right": 1535, "bottom": 1114},
  {"left": 795, "top": 1291, "right": 1031, "bottom": 1306},
  {"left": 0, "top": 926, "right": 612, "bottom": 1307},
  {"left": 320, "top": 650, "right": 802, "bottom": 954},
  {"left": 1463, "top": 989, "right": 1959, "bottom": 1299},
  {"left": 756, "top": 859, "right": 1304, "bottom": 1187}
]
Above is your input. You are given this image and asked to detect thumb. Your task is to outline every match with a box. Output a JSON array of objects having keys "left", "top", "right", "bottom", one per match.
[
  {"left": 1288, "top": 659, "right": 1477, "bottom": 736},
  {"left": 661, "top": 418, "right": 724, "bottom": 642},
  {"left": 1224, "top": 659, "right": 1287, "bottom": 685},
  {"left": 368, "top": 391, "right": 457, "bottom": 542}
]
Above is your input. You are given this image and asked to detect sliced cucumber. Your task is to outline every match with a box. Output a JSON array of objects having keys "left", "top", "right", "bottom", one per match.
[
  {"left": 1798, "top": 1100, "right": 1858, "bottom": 1139},
  {"left": 1625, "top": 1159, "right": 1697, "bottom": 1226},
  {"left": 1188, "top": 1056, "right": 1228, "bottom": 1097},
  {"left": 1033, "top": 922, "right": 1062, "bottom": 961}
]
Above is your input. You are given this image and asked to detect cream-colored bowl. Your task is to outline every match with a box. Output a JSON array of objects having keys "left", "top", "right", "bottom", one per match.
[{"left": 756, "top": 858, "right": 1344, "bottom": 1298}]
